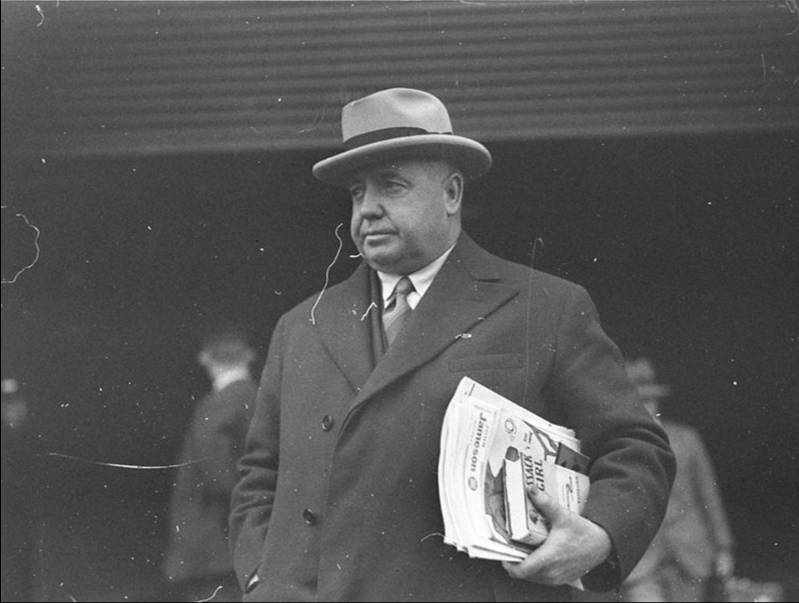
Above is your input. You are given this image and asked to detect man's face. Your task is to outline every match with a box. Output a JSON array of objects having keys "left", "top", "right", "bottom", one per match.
[{"left": 348, "top": 158, "right": 462, "bottom": 275}]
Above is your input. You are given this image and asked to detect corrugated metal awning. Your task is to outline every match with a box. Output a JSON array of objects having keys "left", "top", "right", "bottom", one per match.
[{"left": 2, "top": 1, "right": 797, "bottom": 158}]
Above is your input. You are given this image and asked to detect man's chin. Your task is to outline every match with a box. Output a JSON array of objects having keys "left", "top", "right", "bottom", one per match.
[{"left": 362, "top": 249, "right": 402, "bottom": 273}]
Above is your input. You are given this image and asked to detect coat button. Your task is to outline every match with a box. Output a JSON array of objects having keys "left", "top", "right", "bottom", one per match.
[
  {"left": 321, "top": 415, "right": 335, "bottom": 431},
  {"left": 302, "top": 508, "right": 317, "bottom": 525}
]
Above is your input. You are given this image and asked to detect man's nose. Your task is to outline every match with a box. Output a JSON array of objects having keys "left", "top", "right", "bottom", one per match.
[{"left": 358, "top": 188, "right": 384, "bottom": 218}]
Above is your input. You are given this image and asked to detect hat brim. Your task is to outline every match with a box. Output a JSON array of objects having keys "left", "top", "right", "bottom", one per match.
[{"left": 312, "top": 134, "right": 492, "bottom": 187}]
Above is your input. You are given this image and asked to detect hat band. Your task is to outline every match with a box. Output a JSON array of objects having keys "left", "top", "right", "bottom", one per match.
[{"left": 343, "top": 127, "right": 452, "bottom": 151}]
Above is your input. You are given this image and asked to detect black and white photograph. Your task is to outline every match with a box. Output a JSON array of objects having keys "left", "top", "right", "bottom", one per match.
[{"left": 2, "top": 2, "right": 797, "bottom": 602}]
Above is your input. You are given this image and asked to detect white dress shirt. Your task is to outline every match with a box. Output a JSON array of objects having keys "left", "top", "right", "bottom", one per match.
[{"left": 377, "top": 244, "right": 456, "bottom": 310}]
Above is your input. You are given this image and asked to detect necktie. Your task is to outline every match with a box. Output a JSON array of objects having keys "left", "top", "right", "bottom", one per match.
[{"left": 383, "top": 276, "right": 414, "bottom": 345}]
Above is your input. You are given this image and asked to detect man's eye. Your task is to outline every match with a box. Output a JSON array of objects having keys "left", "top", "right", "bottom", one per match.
[
  {"left": 349, "top": 186, "right": 364, "bottom": 199},
  {"left": 384, "top": 181, "right": 405, "bottom": 192}
]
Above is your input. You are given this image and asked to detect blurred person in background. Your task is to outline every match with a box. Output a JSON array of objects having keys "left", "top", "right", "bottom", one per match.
[
  {"left": 621, "top": 358, "right": 734, "bottom": 602},
  {"left": 2, "top": 377, "right": 36, "bottom": 602},
  {"left": 162, "top": 327, "right": 258, "bottom": 602}
]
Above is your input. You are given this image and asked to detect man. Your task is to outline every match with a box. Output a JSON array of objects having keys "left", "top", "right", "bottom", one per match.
[
  {"left": 230, "top": 88, "right": 675, "bottom": 601},
  {"left": 163, "top": 328, "right": 258, "bottom": 602},
  {"left": 621, "top": 358, "right": 734, "bottom": 602}
]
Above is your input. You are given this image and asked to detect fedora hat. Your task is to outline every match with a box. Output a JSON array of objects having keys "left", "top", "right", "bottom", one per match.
[
  {"left": 625, "top": 358, "right": 671, "bottom": 400},
  {"left": 312, "top": 88, "right": 492, "bottom": 186}
]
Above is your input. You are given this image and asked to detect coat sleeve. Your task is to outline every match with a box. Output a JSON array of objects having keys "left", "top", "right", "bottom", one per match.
[
  {"left": 229, "top": 316, "right": 286, "bottom": 590},
  {"left": 543, "top": 285, "right": 676, "bottom": 590}
]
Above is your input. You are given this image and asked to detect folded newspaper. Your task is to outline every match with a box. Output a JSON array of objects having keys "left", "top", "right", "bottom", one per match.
[{"left": 438, "top": 377, "right": 591, "bottom": 563}]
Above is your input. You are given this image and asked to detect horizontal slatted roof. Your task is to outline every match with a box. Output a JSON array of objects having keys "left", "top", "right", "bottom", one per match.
[{"left": 3, "top": 1, "right": 797, "bottom": 157}]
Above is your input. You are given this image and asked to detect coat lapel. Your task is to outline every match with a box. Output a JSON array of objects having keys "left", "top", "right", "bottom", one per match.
[
  {"left": 349, "top": 234, "right": 519, "bottom": 412},
  {"left": 312, "top": 262, "right": 376, "bottom": 394}
]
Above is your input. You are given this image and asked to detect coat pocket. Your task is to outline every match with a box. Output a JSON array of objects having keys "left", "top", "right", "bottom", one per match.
[
  {"left": 448, "top": 354, "right": 525, "bottom": 403},
  {"left": 448, "top": 353, "right": 524, "bottom": 372}
]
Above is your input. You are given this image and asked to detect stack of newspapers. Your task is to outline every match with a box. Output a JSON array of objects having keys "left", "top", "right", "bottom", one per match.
[{"left": 438, "top": 377, "right": 591, "bottom": 562}]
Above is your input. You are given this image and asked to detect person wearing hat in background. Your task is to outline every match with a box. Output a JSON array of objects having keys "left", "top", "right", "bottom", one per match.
[
  {"left": 163, "top": 327, "right": 258, "bottom": 602},
  {"left": 621, "top": 358, "right": 734, "bottom": 602},
  {"left": 230, "top": 88, "right": 675, "bottom": 601}
]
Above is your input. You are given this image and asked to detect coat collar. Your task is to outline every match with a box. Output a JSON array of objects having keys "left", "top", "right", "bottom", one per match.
[
  {"left": 310, "top": 260, "right": 377, "bottom": 394},
  {"left": 312, "top": 233, "right": 519, "bottom": 410}
]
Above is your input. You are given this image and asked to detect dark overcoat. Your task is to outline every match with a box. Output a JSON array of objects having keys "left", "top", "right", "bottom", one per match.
[
  {"left": 230, "top": 233, "right": 674, "bottom": 602},
  {"left": 164, "top": 378, "right": 257, "bottom": 583}
]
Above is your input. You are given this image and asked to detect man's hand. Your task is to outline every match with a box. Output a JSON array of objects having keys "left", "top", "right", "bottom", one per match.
[{"left": 502, "top": 487, "right": 612, "bottom": 586}]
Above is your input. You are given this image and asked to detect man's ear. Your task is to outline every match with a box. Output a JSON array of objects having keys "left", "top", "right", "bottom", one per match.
[{"left": 443, "top": 171, "right": 464, "bottom": 216}]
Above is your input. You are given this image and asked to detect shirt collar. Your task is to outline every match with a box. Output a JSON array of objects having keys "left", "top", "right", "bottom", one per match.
[
  {"left": 377, "top": 243, "right": 456, "bottom": 306},
  {"left": 212, "top": 366, "right": 250, "bottom": 392}
]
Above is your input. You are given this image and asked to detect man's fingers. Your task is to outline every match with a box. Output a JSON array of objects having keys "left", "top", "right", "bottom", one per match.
[
  {"left": 502, "top": 552, "right": 568, "bottom": 586},
  {"left": 502, "top": 560, "right": 519, "bottom": 577},
  {"left": 500, "top": 491, "right": 565, "bottom": 581},
  {"left": 526, "top": 487, "right": 563, "bottom": 523},
  {"left": 502, "top": 558, "right": 543, "bottom": 580}
]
